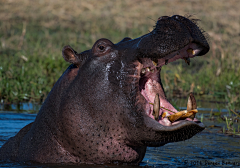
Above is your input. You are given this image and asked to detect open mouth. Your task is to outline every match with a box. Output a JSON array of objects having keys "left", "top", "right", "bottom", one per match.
[{"left": 137, "top": 42, "right": 203, "bottom": 127}]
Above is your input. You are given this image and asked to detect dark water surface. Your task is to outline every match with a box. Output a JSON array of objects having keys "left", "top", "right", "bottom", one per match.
[{"left": 0, "top": 110, "right": 240, "bottom": 168}]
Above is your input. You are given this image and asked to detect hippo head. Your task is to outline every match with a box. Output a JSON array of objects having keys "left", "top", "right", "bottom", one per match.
[{"left": 58, "top": 15, "right": 209, "bottom": 164}]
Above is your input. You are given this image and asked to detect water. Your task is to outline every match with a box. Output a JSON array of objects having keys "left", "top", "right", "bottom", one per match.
[
  {"left": 0, "top": 113, "right": 36, "bottom": 148},
  {"left": 0, "top": 105, "right": 240, "bottom": 168}
]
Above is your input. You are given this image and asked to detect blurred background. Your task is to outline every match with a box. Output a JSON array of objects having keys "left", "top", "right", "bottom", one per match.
[
  {"left": 0, "top": 0, "right": 239, "bottom": 111},
  {"left": 1, "top": 1, "right": 240, "bottom": 165}
]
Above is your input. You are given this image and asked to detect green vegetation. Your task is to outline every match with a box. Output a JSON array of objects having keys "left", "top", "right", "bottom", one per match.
[{"left": 0, "top": 0, "right": 239, "bottom": 115}]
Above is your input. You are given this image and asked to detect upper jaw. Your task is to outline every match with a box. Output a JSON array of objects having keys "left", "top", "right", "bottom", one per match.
[
  {"left": 136, "top": 15, "right": 210, "bottom": 62},
  {"left": 156, "top": 43, "right": 204, "bottom": 67}
]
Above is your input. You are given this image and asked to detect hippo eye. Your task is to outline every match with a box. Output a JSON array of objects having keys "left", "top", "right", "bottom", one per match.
[
  {"left": 98, "top": 45, "right": 105, "bottom": 51},
  {"left": 93, "top": 39, "right": 114, "bottom": 56}
]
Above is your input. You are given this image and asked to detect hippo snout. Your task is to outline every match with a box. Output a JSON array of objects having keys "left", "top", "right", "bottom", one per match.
[{"left": 137, "top": 15, "right": 209, "bottom": 60}]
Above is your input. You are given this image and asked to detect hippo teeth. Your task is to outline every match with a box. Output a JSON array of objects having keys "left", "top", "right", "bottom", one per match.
[
  {"left": 187, "top": 48, "right": 195, "bottom": 55},
  {"left": 141, "top": 68, "right": 146, "bottom": 74},
  {"left": 187, "top": 92, "right": 197, "bottom": 111},
  {"left": 152, "top": 61, "right": 157, "bottom": 67},
  {"left": 167, "top": 93, "right": 198, "bottom": 122},
  {"left": 168, "top": 110, "right": 187, "bottom": 123},
  {"left": 152, "top": 93, "right": 160, "bottom": 121},
  {"left": 140, "top": 66, "right": 158, "bottom": 75},
  {"left": 183, "top": 48, "right": 195, "bottom": 65},
  {"left": 161, "top": 112, "right": 168, "bottom": 118}
]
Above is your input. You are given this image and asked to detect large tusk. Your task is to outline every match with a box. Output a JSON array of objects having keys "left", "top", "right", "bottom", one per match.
[
  {"left": 183, "top": 92, "right": 198, "bottom": 120},
  {"left": 187, "top": 92, "right": 197, "bottom": 111},
  {"left": 153, "top": 93, "right": 160, "bottom": 121}
]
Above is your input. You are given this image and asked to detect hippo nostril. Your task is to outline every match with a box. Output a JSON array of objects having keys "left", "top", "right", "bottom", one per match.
[{"left": 158, "top": 16, "right": 169, "bottom": 21}]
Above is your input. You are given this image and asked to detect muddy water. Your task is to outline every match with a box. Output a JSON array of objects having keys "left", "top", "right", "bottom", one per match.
[{"left": 0, "top": 105, "right": 240, "bottom": 168}]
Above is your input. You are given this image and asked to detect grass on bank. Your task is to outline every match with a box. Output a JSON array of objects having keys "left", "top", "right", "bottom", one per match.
[{"left": 0, "top": 0, "right": 239, "bottom": 113}]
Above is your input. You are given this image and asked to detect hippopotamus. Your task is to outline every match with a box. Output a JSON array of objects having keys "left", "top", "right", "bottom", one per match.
[{"left": 0, "top": 15, "right": 209, "bottom": 165}]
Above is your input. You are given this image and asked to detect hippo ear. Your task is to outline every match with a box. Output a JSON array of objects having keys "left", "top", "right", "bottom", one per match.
[{"left": 62, "top": 45, "right": 80, "bottom": 66}]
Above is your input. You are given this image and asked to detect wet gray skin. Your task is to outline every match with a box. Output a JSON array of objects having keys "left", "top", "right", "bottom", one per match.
[{"left": 0, "top": 15, "right": 209, "bottom": 165}]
